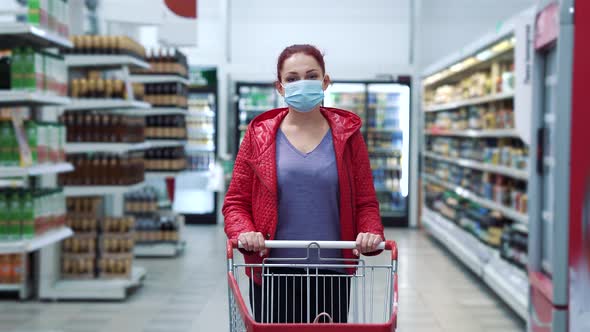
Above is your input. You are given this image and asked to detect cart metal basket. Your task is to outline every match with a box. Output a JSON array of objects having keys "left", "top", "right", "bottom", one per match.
[{"left": 227, "top": 239, "right": 399, "bottom": 331}]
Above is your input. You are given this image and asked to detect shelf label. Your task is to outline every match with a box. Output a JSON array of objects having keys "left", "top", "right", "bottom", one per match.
[{"left": 514, "top": 11, "right": 535, "bottom": 145}]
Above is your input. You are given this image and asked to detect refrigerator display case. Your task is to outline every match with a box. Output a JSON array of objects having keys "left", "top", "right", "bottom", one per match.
[
  {"left": 235, "top": 82, "right": 282, "bottom": 149},
  {"left": 528, "top": 1, "right": 589, "bottom": 331},
  {"left": 235, "top": 80, "right": 412, "bottom": 227},
  {"left": 174, "top": 85, "right": 218, "bottom": 224}
]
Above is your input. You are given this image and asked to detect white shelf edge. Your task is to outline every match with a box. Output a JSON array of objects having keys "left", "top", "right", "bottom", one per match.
[
  {"left": 483, "top": 253, "right": 529, "bottom": 320},
  {"left": 114, "top": 107, "right": 188, "bottom": 116},
  {"left": 425, "top": 128, "right": 520, "bottom": 138},
  {"left": 0, "top": 284, "right": 21, "bottom": 291},
  {"left": 65, "top": 141, "right": 151, "bottom": 154},
  {"left": 185, "top": 145, "right": 215, "bottom": 152},
  {"left": 64, "top": 182, "right": 145, "bottom": 197},
  {"left": 146, "top": 140, "right": 186, "bottom": 148},
  {"left": 130, "top": 75, "right": 189, "bottom": 85},
  {"left": 422, "top": 173, "right": 528, "bottom": 224},
  {"left": 0, "top": 179, "right": 26, "bottom": 188},
  {"left": 0, "top": 162, "right": 74, "bottom": 177},
  {"left": 367, "top": 127, "right": 403, "bottom": 133},
  {"left": 64, "top": 55, "right": 150, "bottom": 69},
  {"left": 423, "top": 152, "right": 528, "bottom": 180},
  {"left": 0, "top": 91, "right": 71, "bottom": 106},
  {"left": 41, "top": 266, "right": 146, "bottom": 300},
  {"left": 423, "top": 92, "right": 515, "bottom": 112},
  {"left": 63, "top": 99, "right": 151, "bottom": 111},
  {"left": 422, "top": 208, "right": 486, "bottom": 276},
  {"left": 145, "top": 171, "right": 184, "bottom": 179},
  {"left": 0, "top": 22, "right": 73, "bottom": 48},
  {"left": 134, "top": 241, "right": 184, "bottom": 257},
  {"left": 0, "top": 227, "right": 73, "bottom": 254},
  {"left": 423, "top": 207, "right": 527, "bottom": 319}
]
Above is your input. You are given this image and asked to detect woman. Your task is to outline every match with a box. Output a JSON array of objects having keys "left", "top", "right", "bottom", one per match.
[{"left": 223, "top": 44, "right": 384, "bottom": 323}]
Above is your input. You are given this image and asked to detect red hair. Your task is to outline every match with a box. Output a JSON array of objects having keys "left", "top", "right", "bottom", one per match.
[{"left": 276, "top": 44, "right": 325, "bottom": 82}]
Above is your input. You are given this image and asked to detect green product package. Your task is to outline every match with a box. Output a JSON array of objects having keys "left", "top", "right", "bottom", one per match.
[
  {"left": 28, "top": 0, "right": 41, "bottom": 26},
  {"left": 10, "top": 48, "right": 21, "bottom": 90},
  {"left": 26, "top": 122, "right": 38, "bottom": 164},
  {"left": 8, "top": 192, "right": 22, "bottom": 239},
  {"left": 21, "top": 192, "right": 35, "bottom": 238},
  {"left": 0, "top": 194, "right": 7, "bottom": 239},
  {"left": 22, "top": 48, "right": 34, "bottom": 90}
]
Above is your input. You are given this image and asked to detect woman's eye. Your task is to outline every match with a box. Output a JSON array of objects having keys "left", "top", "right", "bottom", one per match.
[
  {"left": 307, "top": 74, "right": 319, "bottom": 80},
  {"left": 286, "top": 77, "right": 298, "bottom": 83}
]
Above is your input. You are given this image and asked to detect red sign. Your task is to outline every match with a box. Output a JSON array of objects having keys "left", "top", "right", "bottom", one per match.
[
  {"left": 535, "top": 2, "right": 559, "bottom": 50},
  {"left": 164, "top": 0, "right": 197, "bottom": 19}
]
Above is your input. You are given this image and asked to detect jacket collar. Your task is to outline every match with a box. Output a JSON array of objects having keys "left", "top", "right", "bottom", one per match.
[
  {"left": 247, "top": 107, "right": 362, "bottom": 160},
  {"left": 245, "top": 107, "right": 362, "bottom": 196}
]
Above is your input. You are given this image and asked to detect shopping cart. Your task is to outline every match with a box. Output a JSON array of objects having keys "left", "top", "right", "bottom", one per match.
[{"left": 226, "top": 239, "right": 399, "bottom": 331}]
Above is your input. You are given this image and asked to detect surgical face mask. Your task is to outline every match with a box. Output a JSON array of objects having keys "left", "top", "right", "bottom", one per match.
[{"left": 282, "top": 80, "right": 324, "bottom": 113}]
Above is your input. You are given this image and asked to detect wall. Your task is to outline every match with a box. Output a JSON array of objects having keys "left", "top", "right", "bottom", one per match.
[{"left": 418, "top": 0, "right": 535, "bottom": 68}]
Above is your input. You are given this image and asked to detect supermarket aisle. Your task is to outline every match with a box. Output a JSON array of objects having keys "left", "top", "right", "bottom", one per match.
[{"left": 0, "top": 226, "right": 525, "bottom": 332}]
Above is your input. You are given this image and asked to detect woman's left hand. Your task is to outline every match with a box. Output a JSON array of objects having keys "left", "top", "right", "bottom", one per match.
[{"left": 353, "top": 233, "right": 383, "bottom": 256}]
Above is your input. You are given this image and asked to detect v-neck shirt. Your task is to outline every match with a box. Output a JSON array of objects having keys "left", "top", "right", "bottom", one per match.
[{"left": 270, "top": 129, "right": 342, "bottom": 267}]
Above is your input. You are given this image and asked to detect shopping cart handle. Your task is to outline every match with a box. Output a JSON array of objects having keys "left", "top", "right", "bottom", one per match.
[{"left": 228, "top": 239, "right": 397, "bottom": 260}]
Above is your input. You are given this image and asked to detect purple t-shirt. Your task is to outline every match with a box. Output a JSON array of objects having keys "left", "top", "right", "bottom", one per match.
[{"left": 270, "top": 129, "right": 343, "bottom": 267}]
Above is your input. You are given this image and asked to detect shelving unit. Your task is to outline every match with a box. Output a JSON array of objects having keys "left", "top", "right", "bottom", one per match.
[
  {"left": 64, "top": 55, "right": 150, "bottom": 69},
  {"left": 420, "top": 14, "right": 531, "bottom": 320},
  {"left": 116, "top": 107, "right": 189, "bottom": 116},
  {"left": 130, "top": 75, "right": 190, "bottom": 85},
  {"left": 63, "top": 99, "right": 150, "bottom": 111},
  {"left": 64, "top": 142, "right": 151, "bottom": 154},
  {"left": 64, "top": 182, "right": 146, "bottom": 197},
  {"left": 425, "top": 129, "right": 520, "bottom": 138},
  {"left": 422, "top": 152, "right": 528, "bottom": 180},
  {"left": 0, "top": 18, "right": 74, "bottom": 300},
  {"left": 422, "top": 207, "right": 527, "bottom": 319},
  {"left": 146, "top": 140, "right": 186, "bottom": 148},
  {"left": 0, "top": 22, "right": 73, "bottom": 48},
  {"left": 0, "top": 91, "right": 71, "bottom": 106},
  {"left": 423, "top": 92, "right": 515, "bottom": 112}
]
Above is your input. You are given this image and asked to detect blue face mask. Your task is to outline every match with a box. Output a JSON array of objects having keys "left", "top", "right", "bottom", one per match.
[{"left": 283, "top": 80, "right": 325, "bottom": 113}]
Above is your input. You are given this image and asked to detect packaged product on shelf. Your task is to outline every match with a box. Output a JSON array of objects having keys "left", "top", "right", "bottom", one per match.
[
  {"left": 101, "top": 217, "right": 135, "bottom": 234},
  {"left": 59, "top": 153, "right": 145, "bottom": 186},
  {"left": 97, "top": 255, "right": 133, "bottom": 279},
  {"left": 65, "top": 35, "right": 146, "bottom": 59},
  {"left": 144, "top": 147, "right": 187, "bottom": 172},
  {"left": 62, "top": 233, "right": 97, "bottom": 255},
  {"left": 132, "top": 48, "right": 188, "bottom": 77},
  {"left": 145, "top": 115, "right": 187, "bottom": 139},
  {"left": 99, "top": 233, "right": 135, "bottom": 255},
  {"left": 61, "top": 112, "right": 145, "bottom": 143},
  {"left": 144, "top": 83, "right": 188, "bottom": 107},
  {"left": 61, "top": 254, "right": 95, "bottom": 279},
  {"left": 0, "top": 254, "right": 24, "bottom": 284}
]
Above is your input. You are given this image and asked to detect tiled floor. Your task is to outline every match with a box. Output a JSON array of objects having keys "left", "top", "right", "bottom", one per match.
[{"left": 0, "top": 225, "right": 526, "bottom": 332}]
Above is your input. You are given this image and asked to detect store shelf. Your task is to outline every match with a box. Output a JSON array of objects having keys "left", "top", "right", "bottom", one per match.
[
  {"left": 367, "top": 127, "right": 402, "bottom": 133},
  {"left": 130, "top": 75, "right": 189, "bottom": 85},
  {"left": 371, "top": 165, "right": 402, "bottom": 171},
  {"left": 0, "top": 284, "right": 21, "bottom": 291},
  {"left": 64, "top": 55, "right": 150, "bottom": 69},
  {"left": 42, "top": 266, "right": 146, "bottom": 300},
  {"left": 374, "top": 186, "right": 401, "bottom": 193},
  {"left": 380, "top": 211, "right": 406, "bottom": 218},
  {"left": 64, "top": 99, "right": 151, "bottom": 111},
  {"left": 0, "top": 90, "right": 71, "bottom": 106},
  {"left": 422, "top": 152, "right": 528, "bottom": 180},
  {"left": 64, "top": 182, "right": 145, "bottom": 197},
  {"left": 368, "top": 147, "right": 402, "bottom": 154},
  {"left": 0, "top": 178, "right": 26, "bottom": 188},
  {"left": 422, "top": 173, "right": 528, "bottom": 224},
  {"left": 146, "top": 140, "right": 187, "bottom": 148},
  {"left": 187, "top": 112, "right": 215, "bottom": 119},
  {"left": 483, "top": 252, "right": 528, "bottom": 320},
  {"left": 241, "top": 106, "right": 272, "bottom": 112},
  {"left": 134, "top": 241, "right": 185, "bottom": 258},
  {"left": 425, "top": 128, "right": 520, "bottom": 138},
  {"left": 0, "top": 163, "right": 74, "bottom": 177},
  {"left": 65, "top": 141, "right": 151, "bottom": 154},
  {"left": 422, "top": 207, "right": 492, "bottom": 276},
  {"left": 0, "top": 227, "right": 73, "bottom": 254},
  {"left": 114, "top": 107, "right": 188, "bottom": 116},
  {"left": 186, "top": 145, "right": 215, "bottom": 152},
  {"left": 423, "top": 92, "right": 515, "bottom": 112},
  {"left": 0, "top": 22, "right": 73, "bottom": 49},
  {"left": 145, "top": 171, "right": 183, "bottom": 179}
]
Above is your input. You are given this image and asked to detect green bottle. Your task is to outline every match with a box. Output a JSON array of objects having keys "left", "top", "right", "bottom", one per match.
[
  {"left": 26, "top": 122, "right": 38, "bottom": 164},
  {"left": 0, "top": 193, "right": 7, "bottom": 240},
  {"left": 22, "top": 192, "right": 35, "bottom": 239},
  {"left": 8, "top": 192, "right": 21, "bottom": 239}
]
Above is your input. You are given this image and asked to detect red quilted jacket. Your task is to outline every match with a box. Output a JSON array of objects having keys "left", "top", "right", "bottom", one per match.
[{"left": 223, "top": 107, "right": 385, "bottom": 284}]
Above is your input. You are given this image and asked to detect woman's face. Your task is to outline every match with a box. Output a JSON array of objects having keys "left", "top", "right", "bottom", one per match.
[{"left": 276, "top": 53, "right": 330, "bottom": 96}]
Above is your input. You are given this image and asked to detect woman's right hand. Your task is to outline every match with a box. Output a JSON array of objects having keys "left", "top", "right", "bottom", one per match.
[{"left": 237, "top": 232, "right": 267, "bottom": 256}]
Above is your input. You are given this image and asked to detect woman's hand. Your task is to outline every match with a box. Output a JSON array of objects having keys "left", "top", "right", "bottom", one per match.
[
  {"left": 238, "top": 232, "right": 267, "bottom": 256},
  {"left": 353, "top": 232, "right": 382, "bottom": 256}
]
